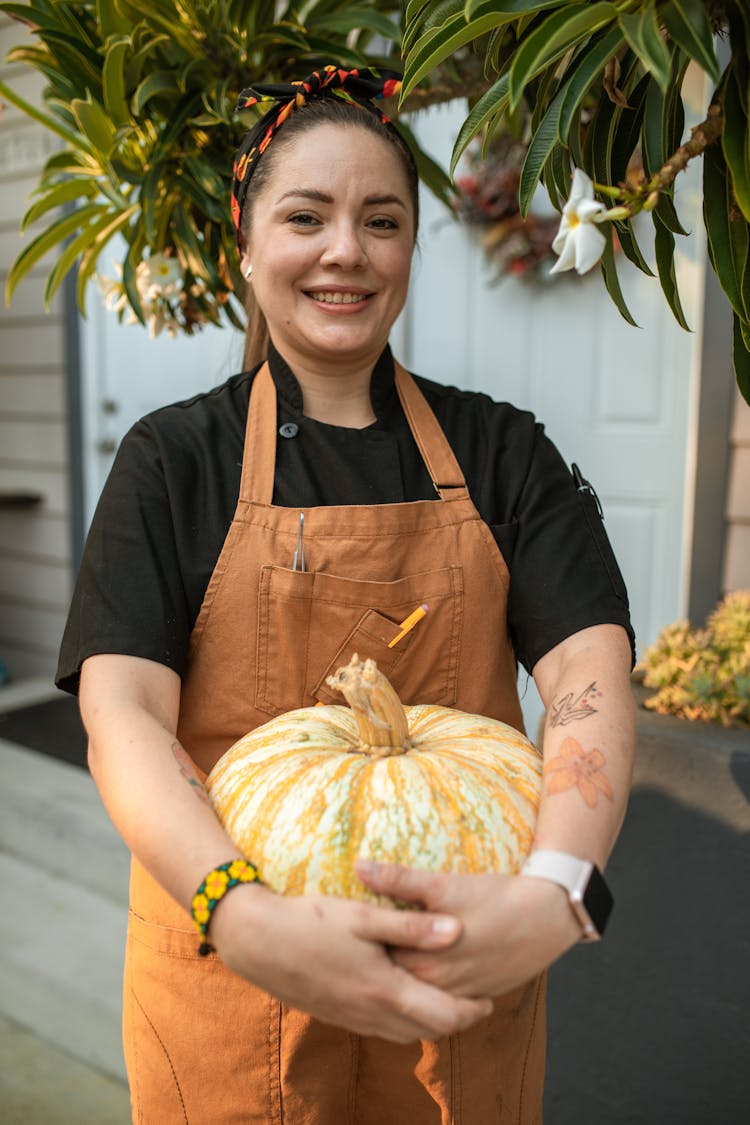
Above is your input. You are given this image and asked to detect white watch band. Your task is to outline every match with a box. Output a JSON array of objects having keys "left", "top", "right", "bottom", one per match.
[{"left": 520, "top": 849, "right": 599, "bottom": 941}]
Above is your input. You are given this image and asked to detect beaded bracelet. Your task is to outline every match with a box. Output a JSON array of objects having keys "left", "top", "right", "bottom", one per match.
[{"left": 191, "top": 858, "right": 262, "bottom": 956}]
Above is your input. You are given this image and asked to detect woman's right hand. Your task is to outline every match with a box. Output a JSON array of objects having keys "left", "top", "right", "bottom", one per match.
[{"left": 210, "top": 883, "right": 494, "bottom": 1043}]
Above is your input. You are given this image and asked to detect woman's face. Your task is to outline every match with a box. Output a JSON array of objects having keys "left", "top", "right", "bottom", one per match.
[{"left": 242, "top": 123, "right": 416, "bottom": 373}]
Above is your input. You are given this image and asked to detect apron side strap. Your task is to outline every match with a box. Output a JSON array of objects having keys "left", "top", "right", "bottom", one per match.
[
  {"left": 240, "top": 362, "right": 277, "bottom": 506},
  {"left": 394, "top": 361, "right": 471, "bottom": 502}
]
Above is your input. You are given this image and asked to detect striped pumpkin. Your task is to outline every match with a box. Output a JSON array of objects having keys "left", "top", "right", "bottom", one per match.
[{"left": 206, "top": 655, "right": 542, "bottom": 904}]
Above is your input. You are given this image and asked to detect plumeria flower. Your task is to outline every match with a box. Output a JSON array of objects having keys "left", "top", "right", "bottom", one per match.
[
  {"left": 550, "top": 168, "right": 607, "bottom": 275},
  {"left": 94, "top": 271, "right": 128, "bottom": 313},
  {"left": 136, "top": 252, "right": 182, "bottom": 301}
]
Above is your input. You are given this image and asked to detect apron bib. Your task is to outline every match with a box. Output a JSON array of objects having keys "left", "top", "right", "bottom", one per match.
[{"left": 123, "top": 361, "right": 546, "bottom": 1124}]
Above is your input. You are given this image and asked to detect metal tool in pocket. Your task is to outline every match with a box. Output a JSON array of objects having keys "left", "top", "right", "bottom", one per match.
[{"left": 292, "top": 511, "right": 306, "bottom": 572}]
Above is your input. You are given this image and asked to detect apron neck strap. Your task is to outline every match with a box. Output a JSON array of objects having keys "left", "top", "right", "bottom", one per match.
[
  {"left": 394, "top": 361, "right": 470, "bottom": 501},
  {"left": 240, "top": 362, "right": 276, "bottom": 505},
  {"left": 239, "top": 358, "right": 470, "bottom": 505}
]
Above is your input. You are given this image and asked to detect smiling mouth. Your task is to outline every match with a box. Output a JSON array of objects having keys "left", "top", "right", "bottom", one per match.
[{"left": 305, "top": 291, "right": 373, "bottom": 305}]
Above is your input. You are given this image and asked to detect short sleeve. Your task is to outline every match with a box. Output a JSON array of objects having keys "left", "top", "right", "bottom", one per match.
[
  {"left": 56, "top": 420, "right": 192, "bottom": 695},
  {"left": 506, "top": 425, "right": 635, "bottom": 674}
]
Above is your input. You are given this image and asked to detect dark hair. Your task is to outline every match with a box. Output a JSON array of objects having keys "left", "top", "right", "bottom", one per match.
[{"left": 241, "top": 97, "right": 419, "bottom": 369}]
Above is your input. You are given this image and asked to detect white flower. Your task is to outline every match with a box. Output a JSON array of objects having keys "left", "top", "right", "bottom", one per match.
[
  {"left": 550, "top": 169, "right": 607, "bottom": 275},
  {"left": 94, "top": 272, "right": 128, "bottom": 313},
  {"left": 136, "top": 253, "right": 182, "bottom": 301}
]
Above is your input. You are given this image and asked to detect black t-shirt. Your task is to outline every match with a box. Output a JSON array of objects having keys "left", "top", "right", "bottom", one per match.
[{"left": 56, "top": 342, "right": 634, "bottom": 695}]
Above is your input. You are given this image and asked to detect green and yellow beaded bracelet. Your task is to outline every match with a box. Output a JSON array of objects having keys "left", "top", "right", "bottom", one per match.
[{"left": 191, "top": 858, "right": 262, "bottom": 956}]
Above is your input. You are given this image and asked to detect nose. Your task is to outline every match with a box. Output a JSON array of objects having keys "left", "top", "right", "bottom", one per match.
[{"left": 319, "top": 219, "right": 367, "bottom": 270}]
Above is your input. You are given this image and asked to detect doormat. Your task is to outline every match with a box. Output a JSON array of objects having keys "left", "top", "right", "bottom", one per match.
[{"left": 0, "top": 696, "right": 87, "bottom": 769}]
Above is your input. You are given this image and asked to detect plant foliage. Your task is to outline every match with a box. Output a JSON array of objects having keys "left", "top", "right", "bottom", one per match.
[
  {"left": 2, "top": 0, "right": 750, "bottom": 401},
  {"left": 402, "top": 0, "right": 750, "bottom": 402},
  {"left": 638, "top": 591, "right": 750, "bottom": 726},
  {"left": 0, "top": 0, "right": 419, "bottom": 334}
]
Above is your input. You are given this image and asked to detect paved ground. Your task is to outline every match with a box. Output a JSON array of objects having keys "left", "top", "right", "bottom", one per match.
[{"left": 1, "top": 678, "right": 748, "bottom": 1123}]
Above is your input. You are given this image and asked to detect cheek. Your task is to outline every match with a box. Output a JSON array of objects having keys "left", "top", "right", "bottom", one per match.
[{"left": 379, "top": 244, "right": 413, "bottom": 296}]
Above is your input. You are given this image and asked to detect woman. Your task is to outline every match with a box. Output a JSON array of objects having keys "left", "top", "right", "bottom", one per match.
[{"left": 57, "top": 68, "right": 635, "bottom": 1123}]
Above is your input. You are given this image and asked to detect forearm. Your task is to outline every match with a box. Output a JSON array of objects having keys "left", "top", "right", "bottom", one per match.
[
  {"left": 531, "top": 624, "right": 636, "bottom": 868},
  {"left": 81, "top": 655, "right": 253, "bottom": 914}
]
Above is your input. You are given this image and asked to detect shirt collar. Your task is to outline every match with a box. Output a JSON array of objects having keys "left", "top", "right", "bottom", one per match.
[{"left": 267, "top": 338, "right": 396, "bottom": 421}]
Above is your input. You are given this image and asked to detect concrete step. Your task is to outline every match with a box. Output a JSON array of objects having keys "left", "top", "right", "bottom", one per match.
[
  {"left": 0, "top": 1012, "right": 130, "bottom": 1124},
  {"left": 0, "top": 737, "right": 130, "bottom": 1088}
]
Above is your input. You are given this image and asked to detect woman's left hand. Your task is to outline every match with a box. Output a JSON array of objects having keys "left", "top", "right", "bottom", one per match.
[{"left": 355, "top": 860, "right": 581, "bottom": 999}]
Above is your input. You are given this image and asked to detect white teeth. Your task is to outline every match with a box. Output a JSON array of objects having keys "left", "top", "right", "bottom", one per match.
[{"left": 308, "top": 291, "right": 368, "bottom": 304}]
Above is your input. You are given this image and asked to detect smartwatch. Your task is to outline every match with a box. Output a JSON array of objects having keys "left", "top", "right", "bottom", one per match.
[{"left": 520, "top": 849, "right": 613, "bottom": 941}]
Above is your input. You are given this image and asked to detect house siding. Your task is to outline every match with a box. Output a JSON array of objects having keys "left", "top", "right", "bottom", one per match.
[
  {"left": 0, "top": 16, "right": 70, "bottom": 681},
  {"left": 723, "top": 390, "right": 750, "bottom": 593}
]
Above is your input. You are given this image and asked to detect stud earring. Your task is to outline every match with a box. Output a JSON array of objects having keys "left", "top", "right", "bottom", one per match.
[{"left": 243, "top": 263, "right": 253, "bottom": 280}]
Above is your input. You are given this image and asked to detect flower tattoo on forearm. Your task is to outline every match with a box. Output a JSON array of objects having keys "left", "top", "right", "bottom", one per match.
[
  {"left": 544, "top": 736, "right": 614, "bottom": 808},
  {"left": 549, "top": 681, "right": 601, "bottom": 727},
  {"left": 172, "top": 740, "right": 211, "bottom": 806}
]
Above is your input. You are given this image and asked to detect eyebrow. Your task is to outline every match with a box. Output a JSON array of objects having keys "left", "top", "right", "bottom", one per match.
[{"left": 276, "top": 188, "right": 407, "bottom": 210}]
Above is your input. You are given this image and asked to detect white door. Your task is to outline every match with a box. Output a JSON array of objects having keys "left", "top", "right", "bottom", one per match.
[
  {"left": 400, "top": 101, "right": 704, "bottom": 730},
  {"left": 404, "top": 105, "right": 703, "bottom": 648},
  {"left": 80, "top": 284, "right": 244, "bottom": 528}
]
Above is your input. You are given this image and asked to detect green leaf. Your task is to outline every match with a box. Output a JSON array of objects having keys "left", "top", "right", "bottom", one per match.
[
  {"left": 721, "top": 61, "right": 750, "bottom": 223},
  {"left": 102, "top": 36, "right": 133, "bottom": 128},
  {"left": 600, "top": 226, "right": 639, "bottom": 327},
  {"left": 31, "top": 30, "right": 103, "bottom": 92},
  {"left": 402, "top": 0, "right": 562, "bottom": 98},
  {"left": 71, "top": 96, "right": 117, "bottom": 158},
  {"left": 449, "top": 73, "right": 510, "bottom": 175},
  {"left": 557, "top": 25, "right": 624, "bottom": 143},
  {"left": 132, "top": 70, "right": 181, "bottom": 115},
  {"left": 122, "top": 231, "right": 147, "bottom": 326},
  {"left": 653, "top": 215, "right": 690, "bottom": 330},
  {"left": 641, "top": 74, "right": 667, "bottom": 179},
  {"left": 519, "top": 84, "right": 567, "bottom": 215},
  {"left": 22, "top": 179, "right": 99, "bottom": 230},
  {"left": 609, "top": 71, "right": 649, "bottom": 183},
  {"left": 661, "top": 0, "right": 721, "bottom": 86},
  {"left": 583, "top": 50, "right": 641, "bottom": 185},
  {"left": 306, "top": 7, "right": 400, "bottom": 40},
  {"left": 618, "top": 1, "right": 672, "bottom": 93},
  {"left": 97, "top": 0, "right": 133, "bottom": 39},
  {"left": 732, "top": 313, "right": 750, "bottom": 404},
  {"left": 614, "top": 220, "right": 654, "bottom": 277},
  {"left": 43, "top": 206, "right": 133, "bottom": 308},
  {"left": 546, "top": 141, "right": 572, "bottom": 206},
  {"left": 171, "top": 205, "right": 222, "bottom": 289},
  {"left": 0, "top": 3, "right": 68, "bottom": 33},
  {"left": 508, "top": 3, "right": 618, "bottom": 112},
  {"left": 703, "top": 140, "right": 750, "bottom": 321},
  {"left": 464, "top": 0, "right": 562, "bottom": 19},
  {"left": 6, "top": 203, "right": 108, "bottom": 302}
]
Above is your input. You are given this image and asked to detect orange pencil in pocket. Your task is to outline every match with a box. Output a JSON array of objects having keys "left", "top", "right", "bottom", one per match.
[{"left": 388, "top": 604, "right": 429, "bottom": 648}]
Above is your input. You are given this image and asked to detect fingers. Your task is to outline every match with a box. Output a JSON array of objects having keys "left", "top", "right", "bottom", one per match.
[
  {"left": 353, "top": 899, "right": 462, "bottom": 950},
  {"left": 389, "top": 967, "right": 494, "bottom": 1042},
  {"left": 356, "top": 860, "right": 446, "bottom": 908}
]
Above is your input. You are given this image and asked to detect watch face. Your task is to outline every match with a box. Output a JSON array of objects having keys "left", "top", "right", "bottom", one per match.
[{"left": 583, "top": 864, "right": 614, "bottom": 937}]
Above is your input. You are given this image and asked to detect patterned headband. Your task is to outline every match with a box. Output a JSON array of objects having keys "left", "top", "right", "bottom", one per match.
[{"left": 231, "top": 65, "right": 403, "bottom": 248}]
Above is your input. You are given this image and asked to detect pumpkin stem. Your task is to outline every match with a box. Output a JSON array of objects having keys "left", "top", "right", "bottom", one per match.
[{"left": 326, "top": 655, "right": 411, "bottom": 756}]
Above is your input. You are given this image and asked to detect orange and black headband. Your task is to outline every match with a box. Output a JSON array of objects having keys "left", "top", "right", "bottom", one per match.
[{"left": 231, "top": 65, "right": 403, "bottom": 246}]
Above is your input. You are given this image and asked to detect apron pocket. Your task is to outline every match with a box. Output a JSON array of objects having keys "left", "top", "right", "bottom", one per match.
[
  {"left": 256, "top": 564, "right": 464, "bottom": 716},
  {"left": 311, "top": 608, "right": 414, "bottom": 704}
]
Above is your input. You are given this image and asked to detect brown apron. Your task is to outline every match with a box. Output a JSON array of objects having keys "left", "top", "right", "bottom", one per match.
[{"left": 123, "top": 361, "right": 546, "bottom": 1124}]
